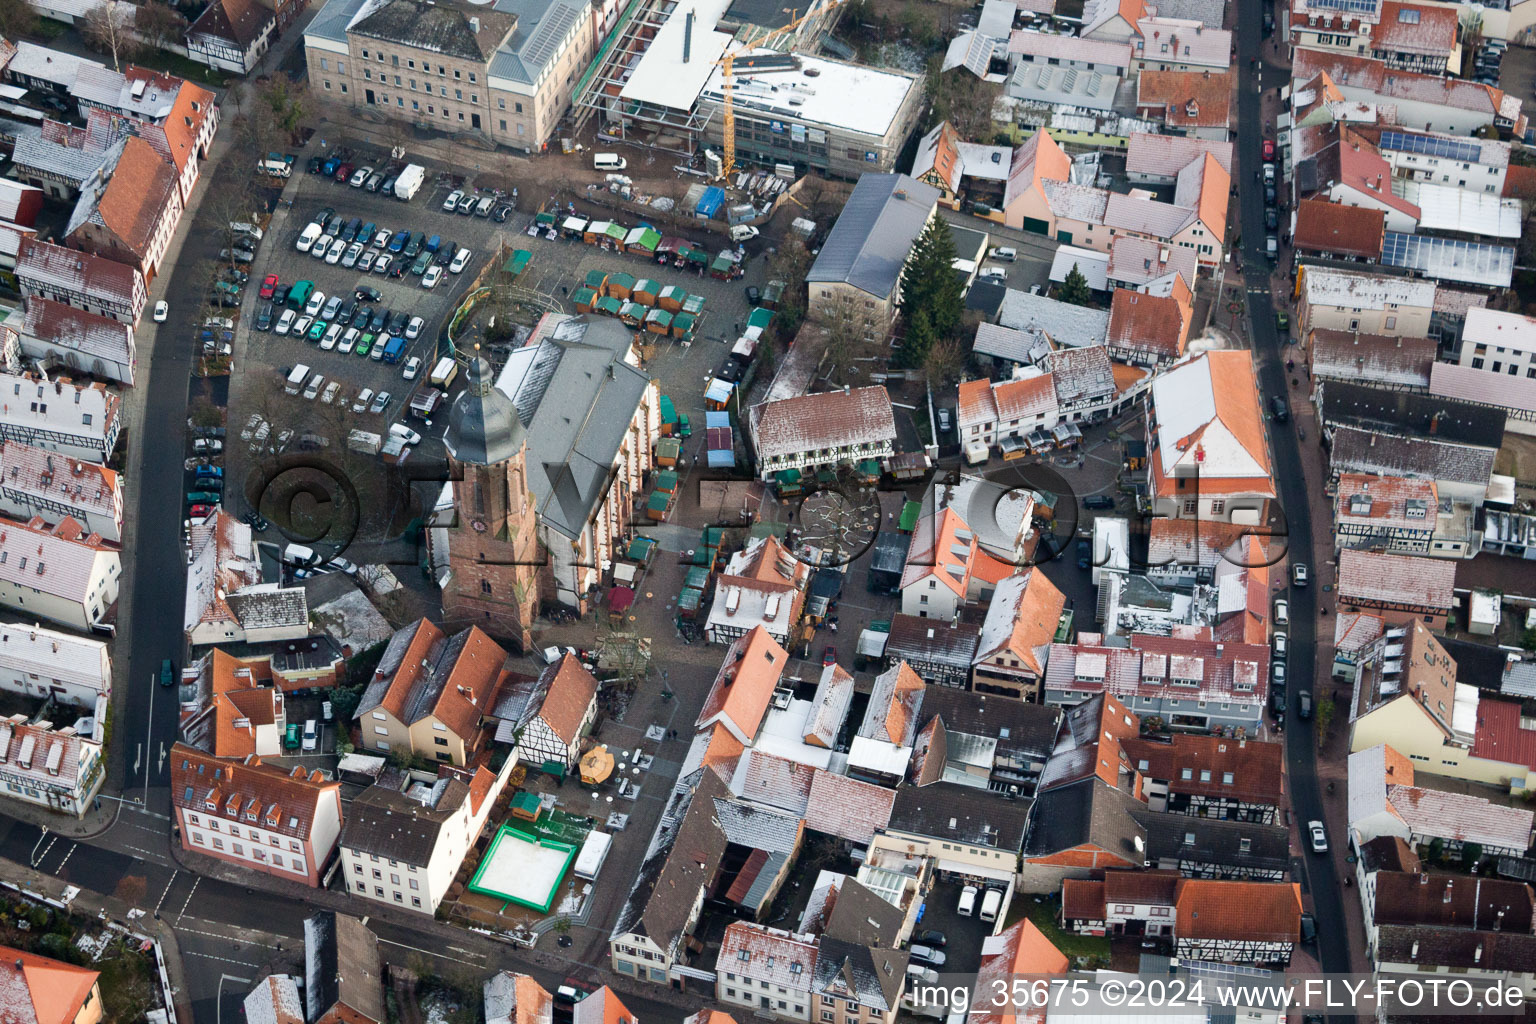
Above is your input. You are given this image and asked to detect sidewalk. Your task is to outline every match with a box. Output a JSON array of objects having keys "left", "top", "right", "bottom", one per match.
[{"left": 0, "top": 853, "right": 194, "bottom": 1024}]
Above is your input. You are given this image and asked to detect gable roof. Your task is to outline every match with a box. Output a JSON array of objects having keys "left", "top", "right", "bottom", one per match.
[
  {"left": 1022, "top": 776, "right": 1145, "bottom": 860},
  {"left": 1310, "top": 328, "right": 1434, "bottom": 387},
  {"left": 1003, "top": 128, "right": 1072, "bottom": 208},
  {"left": 350, "top": 0, "right": 515, "bottom": 60},
  {"left": 858, "top": 661, "right": 926, "bottom": 745},
  {"left": 973, "top": 920, "right": 1068, "bottom": 1024},
  {"left": 613, "top": 770, "right": 731, "bottom": 954},
  {"left": 534, "top": 652, "right": 597, "bottom": 745},
  {"left": 1372, "top": 871, "right": 1534, "bottom": 931},
  {"left": 1149, "top": 349, "right": 1272, "bottom": 484},
  {"left": 0, "top": 945, "right": 99, "bottom": 1024},
  {"left": 754, "top": 386, "right": 898, "bottom": 460},
  {"left": 305, "top": 912, "right": 385, "bottom": 1024},
  {"left": 69, "top": 135, "right": 178, "bottom": 261},
  {"left": 803, "top": 769, "right": 896, "bottom": 846},
  {"left": 1174, "top": 879, "right": 1301, "bottom": 941},
  {"left": 354, "top": 619, "right": 508, "bottom": 740},
  {"left": 1293, "top": 197, "right": 1386, "bottom": 259},
  {"left": 812, "top": 937, "right": 908, "bottom": 1011},
  {"left": 171, "top": 743, "right": 340, "bottom": 843},
  {"left": 483, "top": 972, "right": 554, "bottom": 1024},
  {"left": 974, "top": 568, "right": 1066, "bottom": 674},
  {"left": 188, "top": 0, "right": 276, "bottom": 48},
  {"left": 805, "top": 173, "right": 939, "bottom": 300},
  {"left": 1107, "top": 287, "right": 1191, "bottom": 360},
  {"left": 1337, "top": 549, "right": 1456, "bottom": 612},
  {"left": 1137, "top": 69, "right": 1233, "bottom": 128},
  {"left": 1122, "top": 734, "right": 1284, "bottom": 806},
  {"left": 696, "top": 626, "right": 788, "bottom": 744}
]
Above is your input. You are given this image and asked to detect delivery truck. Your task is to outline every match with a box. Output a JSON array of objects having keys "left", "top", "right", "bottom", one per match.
[
  {"left": 257, "top": 156, "right": 291, "bottom": 178},
  {"left": 393, "top": 163, "right": 425, "bottom": 201}
]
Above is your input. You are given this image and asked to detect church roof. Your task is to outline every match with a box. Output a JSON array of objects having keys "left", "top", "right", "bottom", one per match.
[{"left": 446, "top": 355, "right": 526, "bottom": 465}]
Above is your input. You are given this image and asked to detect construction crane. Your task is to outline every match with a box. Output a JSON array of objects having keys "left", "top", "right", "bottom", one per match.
[{"left": 716, "top": 0, "right": 850, "bottom": 182}]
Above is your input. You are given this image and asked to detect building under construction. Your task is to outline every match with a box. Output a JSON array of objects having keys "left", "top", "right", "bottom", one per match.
[{"left": 569, "top": 0, "right": 847, "bottom": 156}]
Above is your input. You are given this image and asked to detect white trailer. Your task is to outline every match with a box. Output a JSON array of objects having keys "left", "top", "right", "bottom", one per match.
[
  {"left": 393, "top": 163, "right": 425, "bottom": 201},
  {"left": 573, "top": 830, "right": 612, "bottom": 880},
  {"left": 347, "top": 429, "right": 382, "bottom": 455}
]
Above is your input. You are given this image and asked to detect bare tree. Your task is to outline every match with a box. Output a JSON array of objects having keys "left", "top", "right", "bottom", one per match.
[
  {"left": 260, "top": 76, "right": 309, "bottom": 143},
  {"left": 134, "top": 1, "right": 185, "bottom": 51},
  {"left": 922, "top": 335, "right": 967, "bottom": 388},
  {"left": 0, "top": 0, "right": 39, "bottom": 39},
  {"left": 814, "top": 289, "right": 890, "bottom": 386},
  {"left": 81, "top": 2, "right": 142, "bottom": 71}
]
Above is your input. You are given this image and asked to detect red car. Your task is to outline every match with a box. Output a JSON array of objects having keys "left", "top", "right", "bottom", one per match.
[
  {"left": 823, "top": 645, "right": 837, "bottom": 666},
  {"left": 333, "top": 162, "right": 354, "bottom": 183},
  {"left": 188, "top": 503, "right": 214, "bottom": 518},
  {"left": 1262, "top": 139, "right": 1275, "bottom": 161},
  {"left": 259, "top": 273, "right": 279, "bottom": 299}
]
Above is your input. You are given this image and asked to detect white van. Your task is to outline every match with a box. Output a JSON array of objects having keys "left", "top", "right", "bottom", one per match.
[
  {"left": 301, "top": 719, "right": 318, "bottom": 751},
  {"left": 957, "top": 884, "right": 978, "bottom": 917},
  {"left": 593, "top": 153, "right": 627, "bottom": 171},
  {"left": 303, "top": 373, "right": 324, "bottom": 400},
  {"left": 284, "top": 543, "right": 316, "bottom": 566},
  {"left": 979, "top": 887, "right": 1003, "bottom": 923},
  {"left": 285, "top": 364, "right": 311, "bottom": 394},
  {"left": 964, "top": 440, "right": 989, "bottom": 466},
  {"left": 296, "top": 223, "right": 322, "bottom": 252}
]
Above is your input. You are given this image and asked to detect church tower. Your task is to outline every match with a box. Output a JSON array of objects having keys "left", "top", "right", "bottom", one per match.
[{"left": 440, "top": 352, "right": 541, "bottom": 650}]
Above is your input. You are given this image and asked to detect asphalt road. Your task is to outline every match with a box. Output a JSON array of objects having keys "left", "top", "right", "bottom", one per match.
[
  {"left": 118, "top": 171, "right": 220, "bottom": 815},
  {"left": 1236, "top": 2, "right": 1349, "bottom": 985}
]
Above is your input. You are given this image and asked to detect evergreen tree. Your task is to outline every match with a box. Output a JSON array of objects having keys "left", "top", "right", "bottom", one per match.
[
  {"left": 1059, "top": 263, "right": 1092, "bottom": 306},
  {"left": 899, "top": 217, "right": 964, "bottom": 341},
  {"left": 901, "top": 307, "right": 938, "bottom": 369}
]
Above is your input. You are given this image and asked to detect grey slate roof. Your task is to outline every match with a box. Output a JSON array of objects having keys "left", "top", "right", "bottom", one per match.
[
  {"left": 821, "top": 877, "right": 904, "bottom": 947},
  {"left": 885, "top": 614, "right": 981, "bottom": 671},
  {"left": 304, "top": 912, "right": 386, "bottom": 1024},
  {"left": 1133, "top": 807, "right": 1291, "bottom": 874},
  {"left": 917, "top": 686, "right": 1059, "bottom": 767},
  {"left": 1320, "top": 381, "right": 1505, "bottom": 450},
  {"left": 496, "top": 316, "right": 652, "bottom": 542},
  {"left": 806, "top": 173, "right": 939, "bottom": 301},
  {"left": 813, "top": 938, "right": 909, "bottom": 1012},
  {"left": 1023, "top": 777, "right": 1145, "bottom": 860},
  {"left": 10, "top": 133, "right": 120, "bottom": 188},
  {"left": 339, "top": 777, "right": 471, "bottom": 865},
  {"left": 997, "top": 289, "right": 1111, "bottom": 346},
  {"left": 350, "top": 0, "right": 515, "bottom": 61},
  {"left": 714, "top": 797, "right": 802, "bottom": 853},
  {"left": 888, "top": 780, "right": 1031, "bottom": 850},
  {"left": 1329, "top": 425, "right": 1496, "bottom": 488}
]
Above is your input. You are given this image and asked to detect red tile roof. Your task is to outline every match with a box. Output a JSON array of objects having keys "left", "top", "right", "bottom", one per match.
[
  {"left": 696, "top": 626, "right": 788, "bottom": 742},
  {"left": 1293, "top": 198, "right": 1385, "bottom": 259},
  {"left": 1107, "top": 287, "right": 1191, "bottom": 360},
  {"left": 1137, "top": 70, "right": 1233, "bottom": 128},
  {"left": 803, "top": 769, "right": 896, "bottom": 845},
  {"left": 1337, "top": 549, "right": 1457, "bottom": 612},
  {"left": 1175, "top": 879, "right": 1301, "bottom": 941},
  {"left": 170, "top": 741, "right": 339, "bottom": 841},
  {"left": 1122, "top": 734, "right": 1284, "bottom": 805},
  {"left": 86, "top": 135, "right": 178, "bottom": 262},
  {"left": 0, "top": 945, "right": 99, "bottom": 1024},
  {"left": 1472, "top": 697, "right": 1536, "bottom": 771},
  {"left": 536, "top": 653, "right": 597, "bottom": 745},
  {"left": 1061, "top": 878, "right": 1106, "bottom": 920}
]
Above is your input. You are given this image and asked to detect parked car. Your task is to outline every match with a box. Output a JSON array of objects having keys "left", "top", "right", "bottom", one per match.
[
  {"left": 450, "top": 247, "right": 472, "bottom": 273},
  {"left": 220, "top": 248, "right": 254, "bottom": 264},
  {"left": 405, "top": 316, "right": 425, "bottom": 340},
  {"left": 1272, "top": 632, "right": 1287, "bottom": 660},
  {"left": 153, "top": 300, "right": 169, "bottom": 322},
  {"left": 358, "top": 250, "right": 376, "bottom": 272},
  {"left": 822, "top": 645, "right": 837, "bottom": 666},
  {"left": 422, "top": 264, "right": 443, "bottom": 289},
  {"left": 908, "top": 946, "right": 946, "bottom": 968},
  {"left": 1270, "top": 396, "right": 1289, "bottom": 422},
  {"left": 457, "top": 192, "right": 476, "bottom": 214},
  {"left": 370, "top": 391, "right": 392, "bottom": 414},
  {"left": 913, "top": 929, "right": 947, "bottom": 948},
  {"left": 1308, "top": 820, "right": 1328, "bottom": 853},
  {"left": 322, "top": 295, "right": 344, "bottom": 321},
  {"left": 325, "top": 237, "right": 347, "bottom": 264},
  {"left": 276, "top": 309, "right": 297, "bottom": 334},
  {"left": 1292, "top": 562, "right": 1309, "bottom": 587},
  {"left": 1274, "top": 598, "right": 1289, "bottom": 625},
  {"left": 356, "top": 285, "right": 382, "bottom": 302},
  {"left": 342, "top": 242, "right": 364, "bottom": 268},
  {"left": 403, "top": 356, "right": 423, "bottom": 380},
  {"left": 443, "top": 189, "right": 464, "bottom": 212},
  {"left": 373, "top": 254, "right": 394, "bottom": 276},
  {"left": 255, "top": 301, "right": 274, "bottom": 331},
  {"left": 159, "top": 658, "right": 176, "bottom": 687},
  {"left": 305, "top": 290, "right": 328, "bottom": 316},
  {"left": 1298, "top": 691, "right": 1313, "bottom": 719},
  {"left": 302, "top": 719, "right": 319, "bottom": 751},
  {"left": 352, "top": 388, "right": 375, "bottom": 413}
]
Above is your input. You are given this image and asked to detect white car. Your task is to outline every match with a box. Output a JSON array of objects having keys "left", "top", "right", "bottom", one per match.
[
  {"left": 389, "top": 422, "right": 422, "bottom": 445},
  {"left": 405, "top": 316, "right": 425, "bottom": 340},
  {"left": 321, "top": 322, "right": 343, "bottom": 350},
  {"left": 373, "top": 255, "right": 393, "bottom": 276},
  {"left": 341, "top": 327, "right": 360, "bottom": 353},
  {"left": 342, "top": 242, "right": 364, "bottom": 268},
  {"left": 1292, "top": 562, "right": 1309, "bottom": 587},
  {"left": 373, "top": 229, "right": 390, "bottom": 247},
  {"left": 442, "top": 189, "right": 464, "bottom": 212},
  {"left": 304, "top": 290, "right": 327, "bottom": 316},
  {"left": 311, "top": 233, "right": 334, "bottom": 260},
  {"left": 204, "top": 316, "right": 235, "bottom": 331},
  {"left": 240, "top": 414, "right": 264, "bottom": 440},
  {"left": 349, "top": 165, "right": 373, "bottom": 187},
  {"left": 352, "top": 388, "right": 375, "bottom": 413},
  {"left": 302, "top": 719, "right": 318, "bottom": 752},
  {"left": 1308, "top": 820, "right": 1328, "bottom": 854},
  {"left": 321, "top": 381, "right": 341, "bottom": 405},
  {"left": 324, "top": 237, "right": 347, "bottom": 264},
  {"left": 421, "top": 265, "right": 443, "bottom": 289},
  {"left": 193, "top": 438, "right": 223, "bottom": 454},
  {"left": 276, "top": 309, "right": 297, "bottom": 335},
  {"left": 370, "top": 391, "right": 392, "bottom": 414},
  {"left": 449, "top": 247, "right": 471, "bottom": 274},
  {"left": 1274, "top": 599, "right": 1290, "bottom": 626},
  {"left": 977, "top": 266, "right": 1008, "bottom": 280},
  {"left": 402, "top": 356, "right": 422, "bottom": 380},
  {"left": 153, "top": 300, "right": 169, "bottom": 322}
]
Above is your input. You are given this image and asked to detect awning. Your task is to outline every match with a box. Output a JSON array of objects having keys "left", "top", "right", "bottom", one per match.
[
  {"left": 535, "top": 212, "right": 556, "bottom": 226},
  {"left": 625, "top": 226, "right": 661, "bottom": 252},
  {"left": 705, "top": 378, "right": 734, "bottom": 404},
  {"left": 562, "top": 216, "right": 588, "bottom": 232},
  {"left": 608, "top": 585, "right": 635, "bottom": 612},
  {"left": 747, "top": 307, "right": 774, "bottom": 331},
  {"left": 775, "top": 468, "right": 802, "bottom": 486},
  {"left": 646, "top": 490, "right": 671, "bottom": 512},
  {"left": 595, "top": 295, "right": 623, "bottom": 316},
  {"left": 539, "top": 760, "right": 567, "bottom": 779},
  {"left": 683, "top": 294, "right": 706, "bottom": 314},
  {"left": 603, "top": 222, "right": 626, "bottom": 241},
  {"left": 503, "top": 249, "right": 532, "bottom": 275},
  {"left": 583, "top": 269, "right": 607, "bottom": 289},
  {"left": 625, "top": 536, "right": 657, "bottom": 562},
  {"left": 684, "top": 566, "right": 710, "bottom": 590},
  {"left": 655, "top": 469, "right": 679, "bottom": 492},
  {"left": 856, "top": 459, "right": 880, "bottom": 477},
  {"left": 614, "top": 561, "right": 638, "bottom": 584},
  {"left": 579, "top": 746, "right": 614, "bottom": 784},
  {"left": 678, "top": 587, "right": 704, "bottom": 612},
  {"left": 899, "top": 500, "right": 921, "bottom": 532},
  {"left": 659, "top": 395, "right": 677, "bottom": 423}
]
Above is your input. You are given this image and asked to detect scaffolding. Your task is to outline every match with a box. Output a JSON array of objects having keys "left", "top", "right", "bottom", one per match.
[{"left": 571, "top": 0, "right": 717, "bottom": 148}]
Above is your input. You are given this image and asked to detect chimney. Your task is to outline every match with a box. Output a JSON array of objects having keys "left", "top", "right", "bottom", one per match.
[
  {"left": 469, "top": 15, "right": 480, "bottom": 32},
  {"left": 1429, "top": 412, "right": 1440, "bottom": 434}
]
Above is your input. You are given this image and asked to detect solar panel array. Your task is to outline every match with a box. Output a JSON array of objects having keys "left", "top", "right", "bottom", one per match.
[
  {"left": 1379, "top": 130, "right": 1481, "bottom": 163},
  {"left": 521, "top": 1, "right": 579, "bottom": 76},
  {"left": 1381, "top": 231, "right": 1515, "bottom": 287},
  {"left": 1309, "top": 0, "right": 1379, "bottom": 12}
]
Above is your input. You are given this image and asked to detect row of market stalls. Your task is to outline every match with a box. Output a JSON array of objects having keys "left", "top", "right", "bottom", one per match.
[
  {"left": 529, "top": 206, "right": 747, "bottom": 282},
  {"left": 573, "top": 269, "right": 708, "bottom": 342}
]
